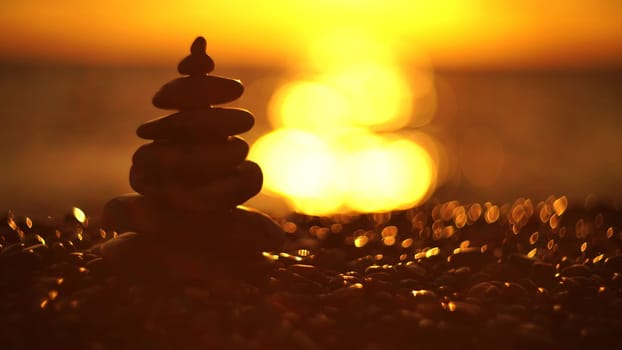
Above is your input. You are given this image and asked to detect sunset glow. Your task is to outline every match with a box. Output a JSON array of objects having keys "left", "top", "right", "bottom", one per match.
[{"left": 1, "top": 1, "right": 622, "bottom": 67}]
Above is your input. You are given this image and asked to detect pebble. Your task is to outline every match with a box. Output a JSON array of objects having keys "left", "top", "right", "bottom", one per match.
[
  {"left": 561, "top": 263, "right": 592, "bottom": 277},
  {"left": 152, "top": 76, "right": 244, "bottom": 109},
  {"left": 136, "top": 108, "right": 254, "bottom": 141},
  {"left": 2, "top": 200, "right": 622, "bottom": 348},
  {"left": 103, "top": 194, "right": 283, "bottom": 252},
  {"left": 130, "top": 137, "right": 249, "bottom": 186},
  {"left": 130, "top": 160, "right": 263, "bottom": 212}
]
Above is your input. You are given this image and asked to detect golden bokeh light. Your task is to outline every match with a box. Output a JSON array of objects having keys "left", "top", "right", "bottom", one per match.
[
  {"left": 323, "top": 63, "right": 413, "bottom": 130},
  {"left": 250, "top": 129, "right": 340, "bottom": 199},
  {"left": 251, "top": 25, "right": 439, "bottom": 215},
  {"left": 268, "top": 81, "right": 351, "bottom": 131},
  {"left": 342, "top": 135, "right": 435, "bottom": 213},
  {"left": 250, "top": 129, "right": 436, "bottom": 215}
]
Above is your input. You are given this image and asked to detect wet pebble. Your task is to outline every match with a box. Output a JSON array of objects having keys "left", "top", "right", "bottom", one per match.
[{"left": 561, "top": 263, "right": 592, "bottom": 277}]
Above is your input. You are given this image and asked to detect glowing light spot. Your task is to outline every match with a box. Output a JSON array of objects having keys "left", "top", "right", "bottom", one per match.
[
  {"left": 268, "top": 81, "right": 350, "bottom": 131},
  {"left": 460, "top": 240, "right": 470, "bottom": 249},
  {"left": 72, "top": 207, "right": 86, "bottom": 224},
  {"left": 40, "top": 299, "right": 49, "bottom": 309},
  {"left": 401, "top": 238, "right": 413, "bottom": 248},
  {"left": 354, "top": 235, "right": 369, "bottom": 248},
  {"left": 580, "top": 242, "right": 587, "bottom": 253},
  {"left": 539, "top": 203, "right": 552, "bottom": 223},
  {"left": 440, "top": 201, "right": 459, "bottom": 221},
  {"left": 280, "top": 252, "right": 303, "bottom": 261},
  {"left": 511, "top": 204, "right": 526, "bottom": 224},
  {"left": 549, "top": 214, "right": 560, "bottom": 230},
  {"left": 553, "top": 196, "right": 568, "bottom": 216},
  {"left": 443, "top": 225, "right": 455, "bottom": 239},
  {"left": 527, "top": 248, "right": 537, "bottom": 258},
  {"left": 48, "top": 290, "right": 58, "bottom": 301},
  {"left": 529, "top": 232, "right": 539, "bottom": 245},
  {"left": 468, "top": 203, "right": 482, "bottom": 222},
  {"left": 425, "top": 247, "right": 440, "bottom": 258},
  {"left": 412, "top": 290, "right": 434, "bottom": 298},
  {"left": 484, "top": 205, "right": 500, "bottom": 224},
  {"left": 547, "top": 239, "right": 555, "bottom": 250},
  {"left": 382, "top": 236, "right": 396, "bottom": 246},
  {"left": 297, "top": 249, "right": 311, "bottom": 257},
  {"left": 454, "top": 208, "right": 467, "bottom": 228},
  {"left": 283, "top": 222, "right": 297, "bottom": 234},
  {"left": 262, "top": 251, "right": 279, "bottom": 261},
  {"left": 250, "top": 129, "right": 342, "bottom": 215},
  {"left": 606, "top": 227, "right": 614, "bottom": 239},
  {"left": 7, "top": 218, "right": 17, "bottom": 231},
  {"left": 381, "top": 226, "right": 398, "bottom": 238},
  {"left": 25, "top": 217, "right": 32, "bottom": 229},
  {"left": 448, "top": 301, "right": 457, "bottom": 312}
]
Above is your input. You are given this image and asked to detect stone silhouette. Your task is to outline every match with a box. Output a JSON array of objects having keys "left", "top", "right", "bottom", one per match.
[{"left": 98, "top": 37, "right": 284, "bottom": 283}]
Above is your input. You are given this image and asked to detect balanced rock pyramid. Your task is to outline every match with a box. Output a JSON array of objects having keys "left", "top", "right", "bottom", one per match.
[{"left": 99, "top": 37, "right": 284, "bottom": 282}]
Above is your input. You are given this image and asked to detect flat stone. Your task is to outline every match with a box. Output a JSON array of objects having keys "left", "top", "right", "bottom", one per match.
[
  {"left": 131, "top": 136, "right": 248, "bottom": 177},
  {"left": 91, "top": 231, "right": 274, "bottom": 284},
  {"left": 134, "top": 160, "right": 263, "bottom": 211},
  {"left": 136, "top": 108, "right": 254, "bottom": 140},
  {"left": 178, "top": 54, "right": 215, "bottom": 76},
  {"left": 102, "top": 194, "right": 284, "bottom": 254},
  {"left": 153, "top": 75, "right": 243, "bottom": 109}
]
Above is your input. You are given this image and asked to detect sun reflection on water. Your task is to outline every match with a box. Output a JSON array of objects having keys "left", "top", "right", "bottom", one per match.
[{"left": 250, "top": 29, "right": 439, "bottom": 215}]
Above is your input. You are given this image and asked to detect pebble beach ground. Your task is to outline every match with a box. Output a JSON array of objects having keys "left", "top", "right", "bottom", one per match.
[{"left": 1, "top": 195, "right": 622, "bottom": 349}]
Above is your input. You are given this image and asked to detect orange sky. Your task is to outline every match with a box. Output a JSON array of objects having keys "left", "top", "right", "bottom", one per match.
[{"left": 1, "top": 1, "right": 621, "bottom": 68}]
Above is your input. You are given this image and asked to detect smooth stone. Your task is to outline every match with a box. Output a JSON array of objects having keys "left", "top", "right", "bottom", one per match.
[
  {"left": 560, "top": 264, "right": 591, "bottom": 277},
  {"left": 178, "top": 54, "right": 215, "bottom": 76},
  {"left": 136, "top": 108, "right": 255, "bottom": 140},
  {"left": 190, "top": 36, "right": 207, "bottom": 55},
  {"left": 131, "top": 160, "right": 263, "bottom": 211},
  {"left": 102, "top": 194, "right": 284, "bottom": 253},
  {"left": 129, "top": 139, "right": 249, "bottom": 190},
  {"left": 152, "top": 75, "right": 243, "bottom": 109},
  {"left": 91, "top": 232, "right": 268, "bottom": 283},
  {"left": 131, "top": 136, "right": 248, "bottom": 176}
]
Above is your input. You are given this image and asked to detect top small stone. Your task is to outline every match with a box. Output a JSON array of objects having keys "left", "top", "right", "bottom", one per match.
[
  {"left": 190, "top": 37, "right": 207, "bottom": 55},
  {"left": 178, "top": 36, "right": 215, "bottom": 76}
]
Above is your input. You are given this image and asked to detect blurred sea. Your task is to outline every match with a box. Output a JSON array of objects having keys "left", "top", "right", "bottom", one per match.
[{"left": 1, "top": 62, "right": 621, "bottom": 218}]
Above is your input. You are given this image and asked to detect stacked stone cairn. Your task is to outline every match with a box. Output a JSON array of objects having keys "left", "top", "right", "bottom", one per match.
[{"left": 98, "top": 37, "right": 284, "bottom": 283}]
